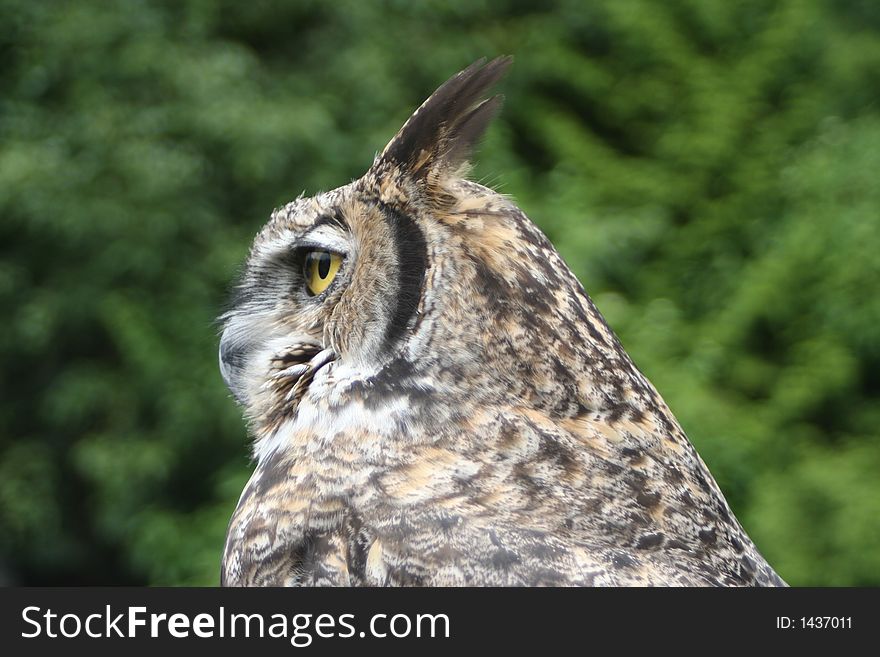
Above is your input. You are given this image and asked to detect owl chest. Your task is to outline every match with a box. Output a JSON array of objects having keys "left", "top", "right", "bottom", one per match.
[
  {"left": 229, "top": 398, "right": 412, "bottom": 585},
  {"left": 235, "top": 460, "right": 420, "bottom": 586}
]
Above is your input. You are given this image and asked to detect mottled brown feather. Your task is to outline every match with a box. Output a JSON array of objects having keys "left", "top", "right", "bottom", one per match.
[{"left": 219, "top": 59, "right": 786, "bottom": 587}]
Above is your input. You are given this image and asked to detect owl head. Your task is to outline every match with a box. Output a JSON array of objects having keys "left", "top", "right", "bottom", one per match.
[{"left": 220, "top": 56, "right": 609, "bottom": 446}]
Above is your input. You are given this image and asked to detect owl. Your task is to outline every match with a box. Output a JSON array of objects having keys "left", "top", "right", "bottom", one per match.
[{"left": 219, "top": 57, "right": 785, "bottom": 587}]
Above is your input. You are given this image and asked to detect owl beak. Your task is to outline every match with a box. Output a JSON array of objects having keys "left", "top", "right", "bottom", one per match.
[{"left": 219, "top": 334, "right": 248, "bottom": 405}]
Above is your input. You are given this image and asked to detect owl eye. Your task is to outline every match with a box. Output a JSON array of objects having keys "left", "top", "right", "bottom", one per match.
[{"left": 304, "top": 250, "right": 343, "bottom": 296}]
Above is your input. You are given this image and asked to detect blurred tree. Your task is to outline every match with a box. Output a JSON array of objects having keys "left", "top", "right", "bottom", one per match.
[{"left": 0, "top": 0, "right": 877, "bottom": 585}]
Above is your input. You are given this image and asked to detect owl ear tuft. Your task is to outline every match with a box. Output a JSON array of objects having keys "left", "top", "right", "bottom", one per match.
[{"left": 377, "top": 56, "right": 512, "bottom": 179}]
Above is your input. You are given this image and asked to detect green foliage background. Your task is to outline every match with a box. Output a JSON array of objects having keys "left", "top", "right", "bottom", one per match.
[{"left": 1, "top": 0, "right": 878, "bottom": 585}]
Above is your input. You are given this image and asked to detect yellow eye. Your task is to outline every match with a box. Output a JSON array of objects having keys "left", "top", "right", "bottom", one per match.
[{"left": 304, "top": 251, "right": 342, "bottom": 296}]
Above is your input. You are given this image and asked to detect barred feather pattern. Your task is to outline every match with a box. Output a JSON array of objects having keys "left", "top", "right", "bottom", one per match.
[{"left": 219, "top": 58, "right": 786, "bottom": 587}]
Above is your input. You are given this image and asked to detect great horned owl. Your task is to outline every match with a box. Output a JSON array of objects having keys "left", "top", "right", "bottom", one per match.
[{"left": 219, "top": 57, "right": 785, "bottom": 587}]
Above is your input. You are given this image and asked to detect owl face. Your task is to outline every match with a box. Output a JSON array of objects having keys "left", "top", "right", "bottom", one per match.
[
  {"left": 219, "top": 55, "right": 615, "bottom": 454},
  {"left": 219, "top": 57, "right": 516, "bottom": 438},
  {"left": 219, "top": 186, "right": 427, "bottom": 429}
]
